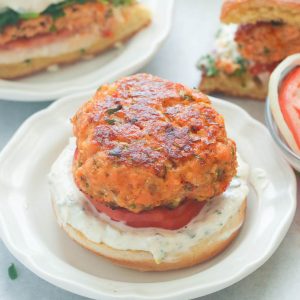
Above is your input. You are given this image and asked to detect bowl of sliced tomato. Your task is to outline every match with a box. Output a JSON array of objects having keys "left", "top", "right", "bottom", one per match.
[{"left": 266, "top": 53, "right": 300, "bottom": 172}]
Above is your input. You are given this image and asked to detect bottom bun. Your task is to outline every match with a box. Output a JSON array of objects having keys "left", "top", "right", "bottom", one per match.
[
  {"left": 52, "top": 197, "right": 246, "bottom": 272},
  {"left": 199, "top": 70, "right": 268, "bottom": 101}
]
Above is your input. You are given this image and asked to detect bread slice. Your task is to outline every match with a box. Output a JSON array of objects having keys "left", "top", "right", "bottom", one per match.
[
  {"left": 0, "top": 4, "right": 151, "bottom": 79},
  {"left": 52, "top": 196, "right": 246, "bottom": 272},
  {"left": 199, "top": 70, "right": 268, "bottom": 101},
  {"left": 221, "top": 0, "right": 300, "bottom": 26}
]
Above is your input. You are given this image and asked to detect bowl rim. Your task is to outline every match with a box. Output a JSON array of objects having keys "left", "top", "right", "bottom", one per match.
[{"left": 265, "top": 96, "right": 300, "bottom": 162}]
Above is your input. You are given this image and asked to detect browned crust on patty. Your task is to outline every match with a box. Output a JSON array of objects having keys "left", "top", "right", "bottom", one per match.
[
  {"left": 72, "top": 74, "right": 237, "bottom": 212},
  {"left": 221, "top": 0, "right": 300, "bottom": 26},
  {"left": 199, "top": 71, "right": 267, "bottom": 101},
  {"left": 52, "top": 196, "right": 246, "bottom": 271},
  {"left": 0, "top": 4, "right": 151, "bottom": 79}
]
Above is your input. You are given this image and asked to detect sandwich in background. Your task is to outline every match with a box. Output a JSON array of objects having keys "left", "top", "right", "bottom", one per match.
[
  {"left": 0, "top": 0, "right": 151, "bottom": 79},
  {"left": 198, "top": 0, "right": 300, "bottom": 100}
]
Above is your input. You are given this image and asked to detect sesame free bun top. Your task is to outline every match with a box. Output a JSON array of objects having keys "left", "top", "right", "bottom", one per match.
[
  {"left": 221, "top": 0, "right": 300, "bottom": 27},
  {"left": 72, "top": 74, "right": 237, "bottom": 213}
]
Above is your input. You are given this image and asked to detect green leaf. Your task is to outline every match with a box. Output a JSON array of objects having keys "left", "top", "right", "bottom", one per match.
[
  {"left": 233, "top": 56, "right": 248, "bottom": 77},
  {"left": 198, "top": 55, "right": 219, "bottom": 77},
  {"left": 0, "top": 9, "right": 20, "bottom": 33},
  {"left": 20, "top": 12, "right": 40, "bottom": 20},
  {"left": 105, "top": 118, "right": 116, "bottom": 125},
  {"left": 8, "top": 263, "right": 18, "bottom": 280},
  {"left": 106, "top": 104, "right": 122, "bottom": 115}
]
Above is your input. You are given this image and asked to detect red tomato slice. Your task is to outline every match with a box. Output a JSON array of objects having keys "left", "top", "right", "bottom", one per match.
[
  {"left": 89, "top": 198, "right": 206, "bottom": 230},
  {"left": 249, "top": 61, "right": 278, "bottom": 76},
  {"left": 279, "top": 66, "right": 300, "bottom": 149}
]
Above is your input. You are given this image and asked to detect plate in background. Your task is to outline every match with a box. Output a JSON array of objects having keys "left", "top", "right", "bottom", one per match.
[
  {"left": 0, "top": 0, "right": 174, "bottom": 102},
  {"left": 0, "top": 92, "right": 296, "bottom": 299}
]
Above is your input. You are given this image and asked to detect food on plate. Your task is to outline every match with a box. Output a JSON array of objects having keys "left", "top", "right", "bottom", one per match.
[
  {"left": 49, "top": 73, "right": 249, "bottom": 271},
  {"left": 0, "top": 0, "right": 151, "bottom": 79},
  {"left": 270, "top": 66, "right": 300, "bottom": 155},
  {"left": 198, "top": 0, "right": 300, "bottom": 100}
]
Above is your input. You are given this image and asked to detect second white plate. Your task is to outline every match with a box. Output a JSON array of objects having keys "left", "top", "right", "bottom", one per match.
[
  {"left": 0, "top": 92, "right": 296, "bottom": 299},
  {"left": 0, "top": 0, "right": 174, "bottom": 102}
]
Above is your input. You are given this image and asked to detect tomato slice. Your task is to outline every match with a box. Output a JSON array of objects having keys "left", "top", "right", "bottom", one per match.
[
  {"left": 279, "top": 66, "right": 300, "bottom": 149},
  {"left": 89, "top": 198, "right": 206, "bottom": 230},
  {"left": 249, "top": 61, "right": 278, "bottom": 76}
]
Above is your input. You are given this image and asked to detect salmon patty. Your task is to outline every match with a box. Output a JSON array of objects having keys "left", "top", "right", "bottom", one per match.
[
  {"left": 72, "top": 74, "right": 237, "bottom": 213},
  {"left": 236, "top": 22, "right": 300, "bottom": 64}
]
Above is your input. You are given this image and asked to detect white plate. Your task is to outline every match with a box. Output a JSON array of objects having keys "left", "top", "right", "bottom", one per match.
[
  {"left": 0, "top": 0, "right": 173, "bottom": 102},
  {"left": 0, "top": 92, "right": 296, "bottom": 300}
]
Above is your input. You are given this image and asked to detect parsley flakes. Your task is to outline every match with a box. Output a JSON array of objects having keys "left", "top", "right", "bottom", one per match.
[{"left": 8, "top": 263, "right": 18, "bottom": 280}]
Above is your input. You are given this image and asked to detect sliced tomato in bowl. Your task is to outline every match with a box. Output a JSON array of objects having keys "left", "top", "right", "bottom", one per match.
[
  {"left": 90, "top": 198, "right": 206, "bottom": 230},
  {"left": 278, "top": 66, "right": 300, "bottom": 151}
]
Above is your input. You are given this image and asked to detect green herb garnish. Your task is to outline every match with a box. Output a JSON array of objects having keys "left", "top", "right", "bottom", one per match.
[
  {"left": 233, "top": 56, "right": 248, "bottom": 76},
  {"left": 0, "top": 9, "right": 20, "bottom": 33},
  {"left": 197, "top": 55, "right": 219, "bottom": 77},
  {"left": 106, "top": 104, "right": 122, "bottom": 115},
  {"left": 8, "top": 263, "right": 18, "bottom": 280},
  {"left": 0, "top": 0, "right": 133, "bottom": 33},
  {"left": 263, "top": 47, "right": 270, "bottom": 55},
  {"left": 20, "top": 12, "right": 40, "bottom": 20},
  {"left": 105, "top": 118, "right": 116, "bottom": 125},
  {"left": 50, "top": 24, "right": 57, "bottom": 32}
]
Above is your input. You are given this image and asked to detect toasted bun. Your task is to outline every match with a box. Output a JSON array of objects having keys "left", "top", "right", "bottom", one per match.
[
  {"left": 221, "top": 0, "right": 300, "bottom": 26},
  {"left": 199, "top": 71, "right": 267, "bottom": 101},
  {"left": 51, "top": 196, "right": 246, "bottom": 272},
  {"left": 0, "top": 4, "right": 151, "bottom": 79}
]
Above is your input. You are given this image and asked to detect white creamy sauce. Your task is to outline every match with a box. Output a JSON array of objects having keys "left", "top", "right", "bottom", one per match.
[
  {"left": 0, "top": 28, "right": 100, "bottom": 64},
  {"left": 214, "top": 24, "right": 240, "bottom": 61},
  {"left": 48, "top": 139, "right": 250, "bottom": 263},
  {"left": 0, "top": 0, "right": 62, "bottom": 13}
]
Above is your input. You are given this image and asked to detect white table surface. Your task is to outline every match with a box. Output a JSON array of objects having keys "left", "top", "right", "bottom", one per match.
[{"left": 0, "top": 0, "right": 299, "bottom": 299}]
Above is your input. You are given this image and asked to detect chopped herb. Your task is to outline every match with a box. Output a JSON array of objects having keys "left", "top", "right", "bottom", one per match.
[
  {"left": 106, "top": 104, "right": 122, "bottom": 115},
  {"left": 24, "top": 59, "right": 32, "bottom": 64},
  {"left": 49, "top": 24, "right": 57, "bottom": 32},
  {"left": 105, "top": 118, "right": 116, "bottom": 125},
  {"left": 233, "top": 57, "right": 248, "bottom": 76},
  {"left": 8, "top": 263, "right": 18, "bottom": 280},
  {"left": 129, "top": 203, "right": 136, "bottom": 209},
  {"left": 184, "top": 182, "right": 194, "bottom": 191},
  {"left": 20, "top": 12, "right": 39, "bottom": 20},
  {"left": 190, "top": 125, "right": 198, "bottom": 133},
  {"left": 80, "top": 48, "right": 86, "bottom": 54},
  {"left": 0, "top": 9, "right": 20, "bottom": 33},
  {"left": 105, "top": 8, "right": 113, "bottom": 19},
  {"left": 215, "top": 209, "right": 222, "bottom": 215},
  {"left": 197, "top": 55, "right": 219, "bottom": 77},
  {"left": 179, "top": 90, "right": 194, "bottom": 101},
  {"left": 263, "top": 47, "right": 270, "bottom": 55}
]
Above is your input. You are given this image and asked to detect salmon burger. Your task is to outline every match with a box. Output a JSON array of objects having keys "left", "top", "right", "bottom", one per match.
[
  {"left": 49, "top": 73, "right": 249, "bottom": 271},
  {"left": 0, "top": 0, "right": 151, "bottom": 79}
]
